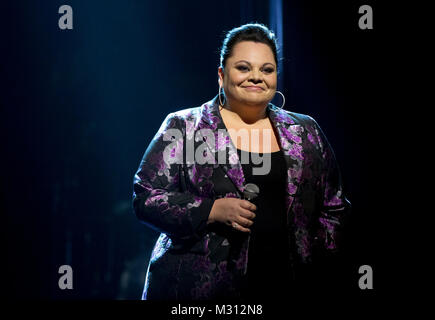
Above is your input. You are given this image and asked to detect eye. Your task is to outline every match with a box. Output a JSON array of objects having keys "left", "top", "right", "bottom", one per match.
[
  {"left": 236, "top": 65, "right": 249, "bottom": 72},
  {"left": 263, "top": 68, "right": 275, "bottom": 73}
]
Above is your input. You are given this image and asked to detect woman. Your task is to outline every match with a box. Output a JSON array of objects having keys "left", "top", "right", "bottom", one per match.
[{"left": 132, "top": 23, "right": 350, "bottom": 301}]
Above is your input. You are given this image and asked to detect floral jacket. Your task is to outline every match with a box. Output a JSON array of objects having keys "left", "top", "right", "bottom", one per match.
[{"left": 132, "top": 94, "right": 351, "bottom": 300}]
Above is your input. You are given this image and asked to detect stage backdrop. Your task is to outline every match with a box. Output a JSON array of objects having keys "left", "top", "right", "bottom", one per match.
[{"left": 0, "top": 0, "right": 397, "bottom": 300}]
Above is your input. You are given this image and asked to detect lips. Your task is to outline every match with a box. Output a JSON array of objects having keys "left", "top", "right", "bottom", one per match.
[{"left": 242, "top": 86, "right": 264, "bottom": 91}]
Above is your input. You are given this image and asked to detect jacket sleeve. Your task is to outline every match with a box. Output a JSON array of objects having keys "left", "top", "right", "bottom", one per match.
[
  {"left": 309, "top": 117, "right": 351, "bottom": 254},
  {"left": 132, "top": 112, "right": 215, "bottom": 242}
]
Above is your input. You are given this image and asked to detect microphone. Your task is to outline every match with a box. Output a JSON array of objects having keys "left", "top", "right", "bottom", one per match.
[{"left": 243, "top": 183, "right": 260, "bottom": 201}]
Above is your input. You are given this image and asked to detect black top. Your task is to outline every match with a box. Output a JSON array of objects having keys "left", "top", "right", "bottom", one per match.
[{"left": 236, "top": 148, "right": 293, "bottom": 301}]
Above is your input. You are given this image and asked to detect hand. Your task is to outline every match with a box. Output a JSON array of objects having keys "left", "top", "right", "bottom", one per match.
[{"left": 207, "top": 198, "right": 257, "bottom": 233}]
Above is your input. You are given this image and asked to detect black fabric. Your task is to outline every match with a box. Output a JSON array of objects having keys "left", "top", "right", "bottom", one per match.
[{"left": 236, "top": 148, "right": 293, "bottom": 301}]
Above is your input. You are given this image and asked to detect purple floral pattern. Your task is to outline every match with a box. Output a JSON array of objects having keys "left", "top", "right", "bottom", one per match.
[{"left": 132, "top": 94, "right": 350, "bottom": 300}]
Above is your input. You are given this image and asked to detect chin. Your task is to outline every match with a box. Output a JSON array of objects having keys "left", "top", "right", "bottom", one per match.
[
  {"left": 244, "top": 98, "right": 268, "bottom": 106},
  {"left": 244, "top": 94, "right": 267, "bottom": 102}
]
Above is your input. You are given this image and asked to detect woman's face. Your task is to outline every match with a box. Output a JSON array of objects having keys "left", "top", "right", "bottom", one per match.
[{"left": 218, "top": 41, "right": 277, "bottom": 107}]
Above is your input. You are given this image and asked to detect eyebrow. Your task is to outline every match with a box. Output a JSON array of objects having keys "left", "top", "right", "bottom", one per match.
[{"left": 234, "top": 60, "right": 276, "bottom": 68}]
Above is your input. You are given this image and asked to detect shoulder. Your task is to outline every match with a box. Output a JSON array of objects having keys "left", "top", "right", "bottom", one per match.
[
  {"left": 290, "top": 111, "right": 317, "bottom": 126},
  {"left": 155, "top": 106, "right": 201, "bottom": 131},
  {"left": 274, "top": 106, "right": 319, "bottom": 129},
  {"left": 169, "top": 106, "right": 202, "bottom": 121},
  {"left": 275, "top": 107, "right": 329, "bottom": 149}
]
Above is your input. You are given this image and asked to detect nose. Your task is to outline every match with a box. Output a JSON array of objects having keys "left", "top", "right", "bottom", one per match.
[{"left": 248, "top": 69, "right": 263, "bottom": 84}]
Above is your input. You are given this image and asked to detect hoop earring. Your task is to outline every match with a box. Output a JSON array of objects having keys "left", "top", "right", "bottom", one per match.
[
  {"left": 218, "top": 85, "right": 226, "bottom": 107},
  {"left": 275, "top": 90, "right": 286, "bottom": 109}
]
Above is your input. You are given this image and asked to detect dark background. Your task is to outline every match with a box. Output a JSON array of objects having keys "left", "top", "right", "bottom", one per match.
[{"left": 0, "top": 0, "right": 404, "bottom": 302}]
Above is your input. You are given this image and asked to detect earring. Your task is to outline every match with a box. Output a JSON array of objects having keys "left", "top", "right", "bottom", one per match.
[
  {"left": 218, "top": 85, "right": 226, "bottom": 107},
  {"left": 275, "top": 90, "right": 286, "bottom": 109}
]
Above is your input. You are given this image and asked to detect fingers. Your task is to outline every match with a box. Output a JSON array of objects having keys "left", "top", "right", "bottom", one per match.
[
  {"left": 223, "top": 199, "right": 258, "bottom": 233},
  {"left": 234, "top": 209, "right": 254, "bottom": 233},
  {"left": 237, "top": 216, "right": 254, "bottom": 228},
  {"left": 237, "top": 201, "right": 256, "bottom": 229},
  {"left": 239, "top": 208, "right": 256, "bottom": 220},
  {"left": 240, "top": 200, "right": 257, "bottom": 212},
  {"left": 232, "top": 221, "right": 251, "bottom": 233}
]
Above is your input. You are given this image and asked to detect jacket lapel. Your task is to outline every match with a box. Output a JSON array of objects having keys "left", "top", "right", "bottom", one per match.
[{"left": 198, "top": 94, "right": 304, "bottom": 222}]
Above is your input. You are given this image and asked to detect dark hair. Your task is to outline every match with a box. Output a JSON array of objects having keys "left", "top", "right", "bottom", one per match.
[{"left": 219, "top": 23, "right": 280, "bottom": 73}]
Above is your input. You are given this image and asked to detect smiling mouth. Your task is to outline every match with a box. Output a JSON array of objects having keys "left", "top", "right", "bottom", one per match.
[{"left": 242, "top": 86, "right": 264, "bottom": 91}]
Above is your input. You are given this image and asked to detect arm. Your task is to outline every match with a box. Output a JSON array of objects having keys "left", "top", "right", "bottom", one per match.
[
  {"left": 132, "top": 113, "right": 215, "bottom": 242},
  {"left": 309, "top": 117, "right": 351, "bottom": 254}
]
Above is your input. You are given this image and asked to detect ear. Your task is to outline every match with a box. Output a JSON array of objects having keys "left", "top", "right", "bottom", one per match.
[{"left": 217, "top": 67, "right": 224, "bottom": 87}]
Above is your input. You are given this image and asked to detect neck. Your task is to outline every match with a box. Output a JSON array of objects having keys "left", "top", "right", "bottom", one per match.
[{"left": 222, "top": 97, "right": 268, "bottom": 124}]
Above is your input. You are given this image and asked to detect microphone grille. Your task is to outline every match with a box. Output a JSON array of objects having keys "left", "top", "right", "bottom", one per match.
[{"left": 243, "top": 183, "right": 260, "bottom": 200}]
